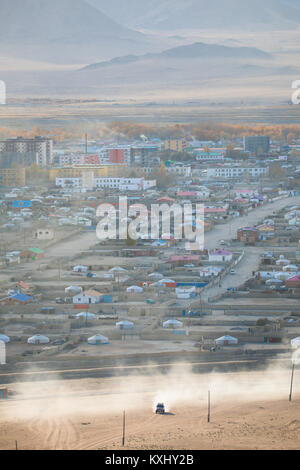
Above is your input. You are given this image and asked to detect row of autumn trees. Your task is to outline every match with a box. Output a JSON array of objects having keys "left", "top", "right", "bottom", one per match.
[{"left": 2, "top": 122, "right": 300, "bottom": 143}]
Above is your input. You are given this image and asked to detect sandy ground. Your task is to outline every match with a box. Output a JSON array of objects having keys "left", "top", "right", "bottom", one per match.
[{"left": 0, "top": 366, "right": 300, "bottom": 450}]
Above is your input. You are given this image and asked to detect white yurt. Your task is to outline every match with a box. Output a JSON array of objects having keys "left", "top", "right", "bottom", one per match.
[
  {"left": 0, "top": 334, "right": 10, "bottom": 343},
  {"left": 163, "top": 319, "right": 183, "bottom": 329},
  {"left": 116, "top": 320, "right": 134, "bottom": 330},
  {"left": 283, "top": 265, "right": 298, "bottom": 272},
  {"left": 76, "top": 312, "right": 96, "bottom": 320},
  {"left": 27, "top": 334, "right": 50, "bottom": 345},
  {"left": 275, "top": 272, "right": 295, "bottom": 281},
  {"left": 109, "top": 266, "right": 126, "bottom": 273},
  {"left": 215, "top": 335, "right": 238, "bottom": 346},
  {"left": 73, "top": 265, "right": 88, "bottom": 273},
  {"left": 126, "top": 285, "right": 143, "bottom": 294},
  {"left": 159, "top": 279, "right": 175, "bottom": 284},
  {"left": 88, "top": 334, "right": 109, "bottom": 345},
  {"left": 276, "top": 257, "right": 290, "bottom": 266},
  {"left": 291, "top": 337, "right": 300, "bottom": 349},
  {"left": 65, "top": 286, "right": 82, "bottom": 295},
  {"left": 148, "top": 273, "right": 163, "bottom": 280}
]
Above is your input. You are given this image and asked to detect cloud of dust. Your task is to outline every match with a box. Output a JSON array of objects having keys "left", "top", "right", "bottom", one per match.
[{"left": 1, "top": 356, "right": 298, "bottom": 423}]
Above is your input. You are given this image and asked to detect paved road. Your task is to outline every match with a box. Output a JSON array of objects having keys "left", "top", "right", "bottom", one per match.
[{"left": 203, "top": 194, "right": 300, "bottom": 250}]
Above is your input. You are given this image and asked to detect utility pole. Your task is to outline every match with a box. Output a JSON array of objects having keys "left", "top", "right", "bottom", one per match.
[
  {"left": 289, "top": 362, "right": 295, "bottom": 402},
  {"left": 208, "top": 390, "right": 211, "bottom": 423},
  {"left": 122, "top": 410, "right": 126, "bottom": 447}
]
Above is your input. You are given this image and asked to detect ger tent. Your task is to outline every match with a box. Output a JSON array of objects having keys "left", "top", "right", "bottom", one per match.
[
  {"left": 109, "top": 267, "right": 126, "bottom": 273},
  {"left": 215, "top": 335, "right": 238, "bottom": 346},
  {"left": 27, "top": 334, "right": 50, "bottom": 345},
  {"left": 163, "top": 319, "right": 183, "bottom": 329},
  {"left": 126, "top": 285, "right": 143, "bottom": 294},
  {"left": 116, "top": 320, "right": 134, "bottom": 330},
  {"left": 0, "top": 334, "right": 10, "bottom": 343},
  {"left": 76, "top": 312, "right": 96, "bottom": 320},
  {"left": 148, "top": 272, "right": 163, "bottom": 279},
  {"left": 159, "top": 278, "right": 175, "bottom": 284},
  {"left": 88, "top": 334, "right": 109, "bottom": 345},
  {"left": 65, "top": 286, "right": 82, "bottom": 295},
  {"left": 291, "top": 337, "right": 300, "bottom": 349}
]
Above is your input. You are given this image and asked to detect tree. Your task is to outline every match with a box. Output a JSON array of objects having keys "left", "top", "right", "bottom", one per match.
[{"left": 269, "top": 163, "right": 287, "bottom": 180}]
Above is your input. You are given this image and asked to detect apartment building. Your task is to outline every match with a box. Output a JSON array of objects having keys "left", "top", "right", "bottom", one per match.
[
  {"left": 0, "top": 168, "right": 26, "bottom": 187},
  {"left": 0, "top": 151, "right": 37, "bottom": 168},
  {"left": 0, "top": 137, "right": 53, "bottom": 166},
  {"left": 164, "top": 138, "right": 188, "bottom": 152},
  {"left": 49, "top": 164, "right": 126, "bottom": 181},
  {"left": 56, "top": 177, "right": 156, "bottom": 191},
  {"left": 207, "top": 167, "right": 269, "bottom": 179},
  {"left": 166, "top": 164, "right": 192, "bottom": 177},
  {"left": 244, "top": 136, "right": 270, "bottom": 155},
  {"left": 195, "top": 151, "right": 225, "bottom": 161},
  {"left": 58, "top": 154, "right": 104, "bottom": 166}
]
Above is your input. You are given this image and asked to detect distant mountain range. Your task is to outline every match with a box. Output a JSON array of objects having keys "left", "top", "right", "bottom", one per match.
[
  {"left": 86, "top": 0, "right": 300, "bottom": 30},
  {"left": 0, "top": 0, "right": 149, "bottom": 64},
  {"left": 81, "top": 42, "right": 271, "bottom": 71}
]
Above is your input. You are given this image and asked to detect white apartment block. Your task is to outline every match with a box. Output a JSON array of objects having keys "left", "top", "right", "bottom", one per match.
[
  {"left": 166, "top": 165, "right": 192, "bottom": 177},
  {"left": 56, "top": 177, "right": 156, "bottom": 191},
  {"left": 207, "top": 167, "right": 269, "bottom": 179},
  {"left": 195, "top": 153, "right": 225, "bottom": 161}
]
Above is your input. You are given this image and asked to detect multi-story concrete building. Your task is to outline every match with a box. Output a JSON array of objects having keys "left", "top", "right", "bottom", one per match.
[
  {"left": 0, "top": 137, "right": 53, "bottom": 167},
  {"left": 244, "top": 136, "right": 270, "bottom": 155},
  {"left": 166, "top": 164, "right": 192, "bottom": 177},
  {"left": 207, "top": 166, "right": 269, "bottom": 179},
  {"left": 194, "top": 150, "right": 225, "bottom": 161},
  {"left": 49, "top": 164, "right": 126, "bottom": 181},
  {"left": 56, "top": 176, "right": 156, "bottom": 191},
  {"left": 0, "top": 168, "right": 26, "bottom": 187},
  {"left": 164, "top": 138, "right": 188, "bottom": 153},
  {"left": 0, "top": 151, "right": 37, "bottom": 168}
]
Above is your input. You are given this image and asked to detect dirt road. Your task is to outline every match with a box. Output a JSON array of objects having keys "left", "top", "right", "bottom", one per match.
[{"left": 0, "top": 369, "right": 299, "bottom": 450}]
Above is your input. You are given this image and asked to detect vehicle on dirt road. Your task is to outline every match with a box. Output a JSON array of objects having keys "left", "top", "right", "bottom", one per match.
[{"left": 155, "top": 403, "right": 165, "bottom": 414}]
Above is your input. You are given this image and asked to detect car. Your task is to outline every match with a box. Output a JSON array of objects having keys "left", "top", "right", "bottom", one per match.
[
  {"left": 188, "top": 310, "right": 203, "bottom": 317},
  {"left": 22, "top": 351, "right": 34, "bottom": 356},
  {"left": 55, "top": 297, "right": 65, "bottom": 304},
  {"left": 230, "top": 270, "right": 236, "bottom": 275},
  {"left": 184, "top": 264, "right": 195, "bottom": 268},
  {"left": 52, "top": 339, "right": 66, "bottom": 345},
  {"left": 155, "top": 403, "right": 165, "bottom": 414},
  {"left": 220, "top": 240, "right": 226, "bottom": 245}
]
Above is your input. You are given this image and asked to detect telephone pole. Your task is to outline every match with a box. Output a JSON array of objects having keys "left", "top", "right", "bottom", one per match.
[
  {"left": 289, "top": 362, "right": 295, "bottom": 402},
  {"left": 122, "top": 410, "right": 126, "bottom": 447}
]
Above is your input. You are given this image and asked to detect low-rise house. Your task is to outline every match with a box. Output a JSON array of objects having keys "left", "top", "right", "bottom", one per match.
[
  {"left": 176, "top": 287, "right": 196, "bottom": 299},
  {"left": 20, "top": 247, "right": 45, "bottom": 260},
  {"left": 169, "top": 255, "right": 201, "bottom": 267},
  {"left": 256, "top": 224, "right": 275, "bottom": 240},
  {"left": 33, "top": 228, "right": 54, "bottom": 240},
  {"left": 286, "top": 274, "right": 300, "bottom": 288},
  {"left": 73, "top": 290, "right": 103, "bottom": 304},
  {"left": 0, "top": 293, "right": 33, "bottom": 305},
  {"left": 237, "top": 227, "right": 259, "bottom": 245},
  {"left": 209, "top": 249, "right": 233, "bottom": 263}
]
